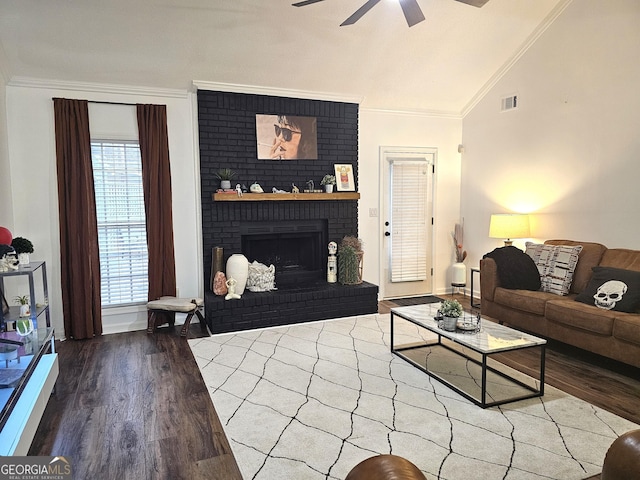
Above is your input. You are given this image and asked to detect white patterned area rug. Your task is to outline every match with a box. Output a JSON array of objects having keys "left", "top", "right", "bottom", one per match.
[{"left": 188, "top": 314, "right": 638, "bottom": 480}]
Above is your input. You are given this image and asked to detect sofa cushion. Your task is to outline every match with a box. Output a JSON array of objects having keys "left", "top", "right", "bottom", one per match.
[
  {"left": 600, "top": 248, "right": 640, "bottom": 272},
  {"left": 613, "top": 314, "right": 640, "bottom": 347},
  {"left": 544, "top": 240, "right": 607, "bottom": 294},
  {"left": 575, "top": 266, "right": 640, "bottom": 313},
  {"left": 494, "top": 287, "right": 551, "bottom": 316},
  {"left": 546, "top": 297, "right": 615, "bottom": 336},
  {"left": 483, "top": 246, "right": 541, "bottom": 290},
  {"left": 526, "top": 242, "right": 582, "bottom": 296}
]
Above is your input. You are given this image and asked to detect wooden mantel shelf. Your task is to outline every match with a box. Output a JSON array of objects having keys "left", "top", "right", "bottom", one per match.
[{"left": 213, "top": 192, "right": 360, "bottom": 202}]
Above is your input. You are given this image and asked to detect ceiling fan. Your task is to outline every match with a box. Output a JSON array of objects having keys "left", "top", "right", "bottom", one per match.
[{"left": 292, "top": 0, "right": 490, "bottom": 28}]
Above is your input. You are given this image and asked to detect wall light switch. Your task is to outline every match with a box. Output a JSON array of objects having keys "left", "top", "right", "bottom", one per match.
[{"left": 369, "top": 208, "right": 378, "bottom": 217}]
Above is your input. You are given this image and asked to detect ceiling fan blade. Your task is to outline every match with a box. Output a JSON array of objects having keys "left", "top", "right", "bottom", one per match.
[
  {"left": 292, "top": 0, "right": 325, "bottom": 6},
  {"left": 399, "top": 0, "right": 425, "bottom": 27},
  {"left": 453, "top": 0, "right": 491, "bottom": 7},
  {"left": 340, "top": 0, "right": 382, "bottom": 26}
]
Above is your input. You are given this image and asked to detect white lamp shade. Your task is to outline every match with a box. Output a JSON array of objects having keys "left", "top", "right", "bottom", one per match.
[{"left": 489, "top": 214, "right": 530, "bottom": 241}]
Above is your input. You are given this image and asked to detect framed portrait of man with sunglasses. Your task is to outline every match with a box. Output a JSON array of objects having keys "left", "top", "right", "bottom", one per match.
[{"left": 256, "top": 114, "right": 318, "bottom": 160}]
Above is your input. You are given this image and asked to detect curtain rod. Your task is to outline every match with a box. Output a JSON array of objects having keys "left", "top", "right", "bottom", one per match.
[
  {"left": 88, "top": 100, "right": 137, "bottom": 107},
  {"left": 52, "top": 98, "right": 137, "bottom": 107}
]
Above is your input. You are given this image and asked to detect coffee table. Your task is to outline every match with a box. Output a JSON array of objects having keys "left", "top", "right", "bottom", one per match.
[{"left": 391, "top": 303, "right": 546, "bottom": 408}]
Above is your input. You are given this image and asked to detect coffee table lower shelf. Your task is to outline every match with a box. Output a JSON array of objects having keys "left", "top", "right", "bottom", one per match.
[{"left": 391, "top": 310, "right": 545, "bottom": 409}]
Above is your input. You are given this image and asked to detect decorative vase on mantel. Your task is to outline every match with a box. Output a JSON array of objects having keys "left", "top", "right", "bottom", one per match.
[
  {"left": 226, "top": 254, "right": 249, "bottom": 295},
  {"left": 324, "top": 184, "right": 334, "bottom": 193}
]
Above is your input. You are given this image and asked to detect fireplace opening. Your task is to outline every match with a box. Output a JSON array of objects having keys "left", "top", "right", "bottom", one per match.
[{"left": 241, "top": 220, "right": 327, "bottom": 288}]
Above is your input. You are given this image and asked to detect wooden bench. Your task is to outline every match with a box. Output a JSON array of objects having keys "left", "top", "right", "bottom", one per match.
[{"left": 146, "top": 297, "right": 205, "bottom": 337}]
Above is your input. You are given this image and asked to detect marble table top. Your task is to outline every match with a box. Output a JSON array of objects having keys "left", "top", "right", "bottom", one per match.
[{"left": 391, "top": 302, "right": 546, "bottom": 354}]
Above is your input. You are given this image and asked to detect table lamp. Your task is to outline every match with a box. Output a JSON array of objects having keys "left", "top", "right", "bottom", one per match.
[{"left": 489, "top": 214, "right": 530, "bottom": 246}]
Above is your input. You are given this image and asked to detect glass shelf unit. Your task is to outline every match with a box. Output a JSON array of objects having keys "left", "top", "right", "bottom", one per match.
[
  {"left": 0, "top": 261, "right": 50, "bottom": 332},
  {"left": 0, "top": 327, "right": 55, "bottom": 431}
]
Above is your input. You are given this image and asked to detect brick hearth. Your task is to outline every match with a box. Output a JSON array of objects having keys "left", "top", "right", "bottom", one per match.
[{"left": 205, "top": 281, "right": 378, "bottom": 334}]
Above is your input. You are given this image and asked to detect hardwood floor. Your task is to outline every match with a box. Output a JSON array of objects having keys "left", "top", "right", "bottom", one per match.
[
  {"left": 28, "top": 296, "right": 639, "bottom": 479},
  {"left": 28, "top": 323, "right": 242, "bottom": 480}
]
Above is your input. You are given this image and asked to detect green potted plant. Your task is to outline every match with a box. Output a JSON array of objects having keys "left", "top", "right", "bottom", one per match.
[
  {"left": 439, "top": 299, "right": 463, "bottom": 331},
  {"left": 11, "top": 236, "right": 34, "bottom": 265},
  {"left": 14, "top": 294, "right": 30, "bottom": 318},
  {"left": 320, "top": 174, "right": 336, "bottom": 193},
  {"left": 215, "top": 168, "right": 236, "bottom": 190},
  {"left": 14, "top": 294, "right": 33, "bottom": 336}
]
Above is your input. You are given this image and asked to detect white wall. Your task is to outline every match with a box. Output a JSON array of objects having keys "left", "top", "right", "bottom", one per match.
[
  {"left": 4, "top": 79, "right": 466, "bottom": 335},
  {"left": 461, "top": 0, "right": 640, "bottom": 269},
  {"left": 5, "top": 82, "right": 201, "bottom": 336},
  {"left": 359, "top": 109, "right": 463, "bottom": 298},
  {"left": 0, "top": 69, "right": 12, "bottom": 228}
]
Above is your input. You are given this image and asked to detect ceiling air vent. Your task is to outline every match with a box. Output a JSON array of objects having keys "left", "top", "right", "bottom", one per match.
[{"left": 501, "top": 95, "right": 518, "bottom": 112}]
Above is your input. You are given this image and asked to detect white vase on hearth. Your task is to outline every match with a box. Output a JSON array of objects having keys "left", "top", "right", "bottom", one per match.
[{"left": 226, "top": 254, "right": 249, "bottom": 295}]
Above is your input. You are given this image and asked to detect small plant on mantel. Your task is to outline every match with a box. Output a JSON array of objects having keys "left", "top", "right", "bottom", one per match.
[
  {"left": 321, "top": 174, "right": 336, "bottom": 193},
  {"left": 214, "top": 168, "right": 236, "bottom": 181},
  {"left": 320, "top": 174, "right": 336, "bottom": 186},
  {"left": 215, "top": 168, "right": 236, "bottom": 190}
]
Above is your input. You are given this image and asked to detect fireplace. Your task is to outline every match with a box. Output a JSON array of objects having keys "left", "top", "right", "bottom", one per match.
[
  {"left": 241, "top": 220, "right": 327, "bottom": 287},
  {"left": 198, "top": 91, "right": 377, "bottom": 334}
]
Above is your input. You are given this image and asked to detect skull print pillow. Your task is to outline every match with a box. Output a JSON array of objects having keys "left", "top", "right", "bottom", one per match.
[{"left": 575, "top": 266, "right": 640, "bottom": 313}]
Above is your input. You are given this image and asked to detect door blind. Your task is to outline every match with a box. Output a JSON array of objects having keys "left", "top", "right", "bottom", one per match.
[{"left": 390, "top": 160, "right": 429, "bottom": 282}]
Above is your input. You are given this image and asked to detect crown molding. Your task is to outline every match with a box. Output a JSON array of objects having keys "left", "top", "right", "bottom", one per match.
[
  {"left": 192, "top": 80, "right": 363, "bottom": 105},
  {"left": 360, "top": 107, "right": 462, "bottom": 120},
  {"left": 7, "top": 77, "right": 189, "bottom": 99},
  {"left": 461, "top": 0, "right": 573, "bottom": 118}
]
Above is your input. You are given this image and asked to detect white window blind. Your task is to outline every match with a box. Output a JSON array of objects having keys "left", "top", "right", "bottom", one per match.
[
  {"left": 91, "top": 141, "right": 148, "bottom": 306},
  {"left": 390, "top": 160, "right": 429, "bottom": 282}
]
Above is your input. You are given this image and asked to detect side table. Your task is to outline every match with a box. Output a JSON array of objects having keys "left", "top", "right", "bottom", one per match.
[{"left": 470, "top": 267, "right": 480, "bottom": 308}]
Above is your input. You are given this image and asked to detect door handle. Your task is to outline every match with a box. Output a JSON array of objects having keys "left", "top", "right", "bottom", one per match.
[{"left": 385, "top": 232, "right": 391, "bottom": 237}]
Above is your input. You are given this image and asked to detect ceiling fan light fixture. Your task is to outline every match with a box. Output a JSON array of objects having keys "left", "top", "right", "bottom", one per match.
[
  {"left": 399, "top": 0, "right": 425, "bottom": 27},
  {"left": 293, "top": 0, "right": 490, "bottom": 27}
]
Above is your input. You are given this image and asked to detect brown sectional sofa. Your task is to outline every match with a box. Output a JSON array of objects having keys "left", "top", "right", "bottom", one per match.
[{"left": 480, "top": 239, "right": 640, "bottom": 369}]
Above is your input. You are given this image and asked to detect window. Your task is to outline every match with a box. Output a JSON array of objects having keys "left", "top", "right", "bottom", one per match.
[{"left": 91, "top": 141, "right": 148, "bottom": 306}]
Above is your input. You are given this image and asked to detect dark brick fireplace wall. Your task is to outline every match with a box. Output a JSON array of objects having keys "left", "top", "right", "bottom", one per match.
[
  {"left": 197, "top": 90, "right": 378, "bottom": 333},
  {"left": 198, "top": 90, "right": 360, "bottom": 283}
]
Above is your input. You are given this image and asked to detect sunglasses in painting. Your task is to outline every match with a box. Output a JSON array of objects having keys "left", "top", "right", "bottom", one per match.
[{"left": 274, "top": 125, "right": 302, "bottom": 142}]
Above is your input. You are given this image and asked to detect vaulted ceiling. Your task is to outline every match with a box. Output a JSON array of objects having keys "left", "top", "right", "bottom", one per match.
[{"left": 0, "top": 0, "right": 567, "bottom": 114}]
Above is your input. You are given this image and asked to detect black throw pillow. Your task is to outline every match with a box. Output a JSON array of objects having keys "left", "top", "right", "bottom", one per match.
[
  {"left": 483, "top": 246, "right": 541, "bottom": 291},
  {"left": 575, "top": 266, "right": 640, "bottom": 313}
]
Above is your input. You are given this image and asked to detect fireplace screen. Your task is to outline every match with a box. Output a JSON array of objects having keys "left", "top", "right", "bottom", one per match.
[{"left": 241, "top": 220, "right": 327, "bottom": 287}]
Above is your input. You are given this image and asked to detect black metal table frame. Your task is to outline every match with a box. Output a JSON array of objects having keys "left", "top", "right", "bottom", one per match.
[{"left": 391, "top": 310, "right": 545, "bottom": 408}]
